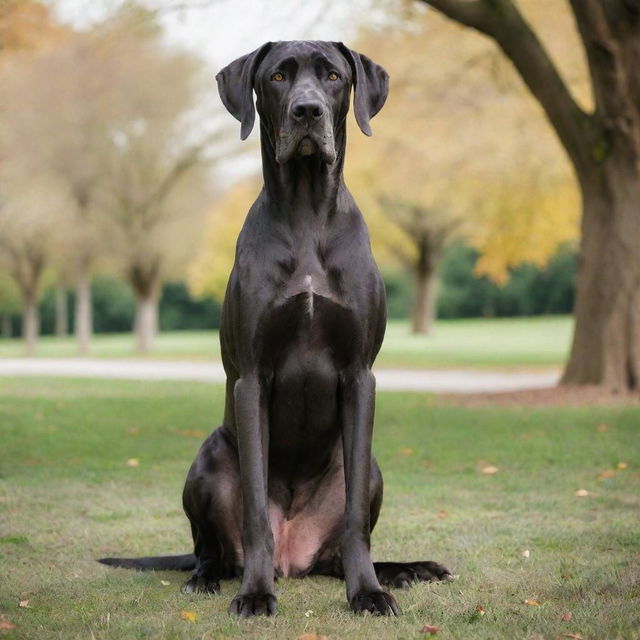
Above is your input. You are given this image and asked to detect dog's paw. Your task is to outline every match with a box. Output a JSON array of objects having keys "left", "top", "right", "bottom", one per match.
[
  {"left": 376, "top": 561, "right": 453, "bottom": 588},
  {"left": 181, "top": 574, "right": 220, "bottom": 594},
  {"left": 228, "top": 593, "right": 277, "bottom": 617},
  {"left": 350, "top": 590, "right": 399, "bottom": 616},
  {"left": 408, "top": 561, "right": 453, "bottom": 583}
]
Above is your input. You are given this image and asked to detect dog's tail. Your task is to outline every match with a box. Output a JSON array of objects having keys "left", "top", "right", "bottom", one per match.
[{"left": 98, "top": 553, "right": 196, "bottom": 571}]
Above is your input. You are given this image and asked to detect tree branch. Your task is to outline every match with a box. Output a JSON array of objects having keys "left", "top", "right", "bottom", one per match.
[
  {"left": 421, "top": 0, "right": 594, "bottom": 171},
  {"left": 583, "top": 0, "right": 640, "bottom": 124},
  {"left": 569, "top": 0, "right": 622, "bottom": 118},
  {"left": 140, "top": 141, "right": 206, "bottom": 215}
]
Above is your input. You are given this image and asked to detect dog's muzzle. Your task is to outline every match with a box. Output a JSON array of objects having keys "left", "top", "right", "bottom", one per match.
[{"left": 275, "top": 97, "right": 336, "bottom": 165}]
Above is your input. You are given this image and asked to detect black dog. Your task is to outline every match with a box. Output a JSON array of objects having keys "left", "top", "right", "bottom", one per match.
[{"left": 100, "top": 40, "right": 451, "bottom": 617}]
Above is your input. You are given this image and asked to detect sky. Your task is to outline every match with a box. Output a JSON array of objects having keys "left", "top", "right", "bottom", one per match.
[{"left": 49, "top": 0, "right": 388, "bottom": 69}]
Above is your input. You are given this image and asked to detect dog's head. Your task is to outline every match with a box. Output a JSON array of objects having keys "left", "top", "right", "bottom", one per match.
[{"left": 216, "top": 41, "right": 389, "bottom": 164}]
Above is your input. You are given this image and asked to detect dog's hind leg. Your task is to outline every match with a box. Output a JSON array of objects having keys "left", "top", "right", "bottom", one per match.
[
  {"left": 180, "top": 522, "right": 226, "bottom": 594},
  {"left": 181, "top": 427, "right": 243, "bottom": 595}
]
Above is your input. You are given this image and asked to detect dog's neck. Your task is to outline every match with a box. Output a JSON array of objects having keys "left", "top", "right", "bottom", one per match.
[{"left": 259, "top": 122, "right": 347, "bottom": 230}]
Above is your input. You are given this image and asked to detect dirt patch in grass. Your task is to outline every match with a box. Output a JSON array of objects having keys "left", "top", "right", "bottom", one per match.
[{"left": 439, "top": 385, "right": 640, "bottom": 407}]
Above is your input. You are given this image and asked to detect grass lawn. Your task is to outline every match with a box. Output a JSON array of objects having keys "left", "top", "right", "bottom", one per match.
[
  {"left": 0, "top": 315, "right": 572, "bottom": 368},
  {"left": 1, "top": 379, "right": 638, "bottom": 640}
]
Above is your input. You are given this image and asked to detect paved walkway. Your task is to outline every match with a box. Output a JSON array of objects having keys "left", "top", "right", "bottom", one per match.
[{"left": 0, "top": 358, "right": 558, "bottom": 393}]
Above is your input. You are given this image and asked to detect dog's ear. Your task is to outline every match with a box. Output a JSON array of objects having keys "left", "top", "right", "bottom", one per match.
[
  {"left": 335, "top": 43, "right": 389, "bottom": 136},
  {"left": 216, "top": 42, "right": 273, "bottom": 140}
]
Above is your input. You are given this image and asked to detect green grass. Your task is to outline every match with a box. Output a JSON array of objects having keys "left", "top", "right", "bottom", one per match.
[
  {"left": 0, "top": 315, "right": 572, "bottom": 368},
  {"left": 0, "top": 377, "right": 638, "bottom": 639}
]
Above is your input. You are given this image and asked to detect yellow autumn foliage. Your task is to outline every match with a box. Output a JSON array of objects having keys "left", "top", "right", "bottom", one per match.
[
  {"left": 188, "top": 178, "right": 261, "bottom": 300},
  {"left": 347, "top": 1, "right": 583, "bottom": 283}
]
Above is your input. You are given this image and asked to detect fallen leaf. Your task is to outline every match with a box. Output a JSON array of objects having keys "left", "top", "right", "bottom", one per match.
[
  {"left": 126, "top": 458, "right": 140, "bottom": 467},
  {"left": 180, "top": 611, "right": 197, "bottom": 623},
  {"left": 126, "top": 427, "right": 140, "bottom": 436},
  {"left": 18, "top": 600, "right": 29, "bottom": 608},
  {"left": 481, "top": 466, "right": 499, "bottom": 475},
  {"left": 561, "top": 612, "right": 573, "bottom": 621},
  {"left": 0, "top": 618, "right": 16, "bottom": 631},
  {"left": 436, "top": 510, "right": 448, "bottom": 520},
  {"left": 521, "top": 549, "right": 530, "bottom": 559},
  {"left": 574, "top": 489, "right": 590, "bottom": 497},
  {"left": 596, "top": 469, "right": 615, "bottom": 479},
  {"left": 297, "top": 634, "right": 327, "bottom": 640},
  {"left": 616, "top": 462, "right": 628, "bottom": 470},
  {"left": 181, "top": 429, "right": 205, "bottom": 438},
  {"left": 160, "top": 580, "right": 170, "bottom": 586},
  {"left": 596, "top": 423, "right": 609, "bottom": 432},
  {"left": 399, "top": 447, "right": 415, "bottom": 456},
  {"left": 562, "top": 634, "right": 582, "bottom": 639},
  {"left": 523, "top": 599, "right": 540, "bottom": 606},
  {"left": 468, "top": 604, "right": 486, "bottom": 621},
  {"left": 421, "top": 624, "right": 440, "bottom": 634}
]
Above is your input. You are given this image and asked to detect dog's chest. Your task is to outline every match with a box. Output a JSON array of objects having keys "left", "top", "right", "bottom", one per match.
[{"left": 258, "top": 263, "right": 360, "bottom": 364}]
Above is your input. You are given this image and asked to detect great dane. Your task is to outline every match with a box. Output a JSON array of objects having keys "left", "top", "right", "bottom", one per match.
[{"left": 100, "top": 40, "right": 451, "bottom": 617}]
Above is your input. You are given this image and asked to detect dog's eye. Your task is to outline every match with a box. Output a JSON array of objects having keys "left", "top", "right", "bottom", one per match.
[
  {"left": 271, "top": 72, "right": 285, "bottom": 82},
  {"left": 328, "top": 72, "right": 339, "bottom": 81}
]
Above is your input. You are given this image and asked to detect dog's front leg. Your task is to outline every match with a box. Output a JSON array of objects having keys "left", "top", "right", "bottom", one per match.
[
  {"left": 340, "top": 370, "right": 399, "bottom": 616},
  {"left": 228, "top": 375, "right": 276, "bottom": 617}
]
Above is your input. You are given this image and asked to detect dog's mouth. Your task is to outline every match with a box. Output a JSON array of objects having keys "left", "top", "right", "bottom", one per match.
[
  {"left": 297, "top": 136, "right": 318, "bottom": 156},
  {"left": 275, "top": 127, "right": 336, "bottom": 165}
]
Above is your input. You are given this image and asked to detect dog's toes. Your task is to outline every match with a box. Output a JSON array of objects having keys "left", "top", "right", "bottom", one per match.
[
  {"left": 350, "top": 590, "right": 399, "bottom": 616},
  {"left": 374, "top": 561, "right": 453, "bottom": 588},
  {"left": 379, "top": 568, "right": 417, "bottom": 589},
  {"left": 228, "top": 593, "right": 277, "bottom": 617},
  {"left": 181, "top": 575, "right": 220, "bottom": 594},
  {"left": 411, "top": 561, "right": 453, "bottom": 583}
]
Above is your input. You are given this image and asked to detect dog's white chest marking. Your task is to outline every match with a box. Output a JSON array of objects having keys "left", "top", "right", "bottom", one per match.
[{"left": 304, "top": 275, "right": 314, "bottom": 319}]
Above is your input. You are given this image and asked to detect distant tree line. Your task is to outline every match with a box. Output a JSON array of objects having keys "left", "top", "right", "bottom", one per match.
[
  {"left": 0, "top": 242, "right": 575, "bottom": 338},
  {"left": 0, "top": 2, "right": 235, "bottom": 354}
]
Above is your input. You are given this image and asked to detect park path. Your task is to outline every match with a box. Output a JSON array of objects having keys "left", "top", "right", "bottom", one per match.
[{"left": 0, "top": 358, "right": 558, "bottom": 393}]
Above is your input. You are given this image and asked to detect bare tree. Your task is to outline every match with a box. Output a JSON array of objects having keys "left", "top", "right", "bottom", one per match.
[
  {"left": 102, "top": 135, "right": 214, "bottom": 352},
  {"left": 0, "top": 172, "right": 67, "bottom": 354},
  {"left": 54, "top": 284, "right": 69, "bottom": 337},
  {"left": 1, "top": 28, "right": 117, "bottom": 354},
  {"left": 0, "top": 270, "right": 20, "bottom": 338},
  {"left": 419, "top": 0, "right": 640, "bottom": 391},
  {"left": 3, "top": 5, "right": 228, "bottom": 353},
  {"left": 91, "top": 14, "right": 220, "bottom": 352}
]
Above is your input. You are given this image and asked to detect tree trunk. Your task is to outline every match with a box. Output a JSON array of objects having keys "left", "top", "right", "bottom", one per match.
[
  {"left": 22, "top": 293, "right": 39, "bottom": 356},
  {"left": 410, "top": 233, "right": 442, "bottom": 335},
  {"left": 55, "top": 286, "right": 68, "bottom": 337},
  {"left": 75, "top": 274, "right": 92, "bottom": 355},
  {"left": 411, "top": 267, "right": 438, "bottom": 334},
  {"left": 1, "top": 314, "right": 11, "bottom": 338},
  {"left": 561, "top": 157, "right": 640, "bottom": 391},
  {"left": 134, "top": 293, "right": 159, "bottom": 353},
  {"left": 420, "top": 0, "right": 640, "bottom": 390}
]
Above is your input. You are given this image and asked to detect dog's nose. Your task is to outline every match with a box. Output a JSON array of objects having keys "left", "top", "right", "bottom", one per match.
[{"left": 291, "top": 100, "right": 324, "bottom": 122}]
